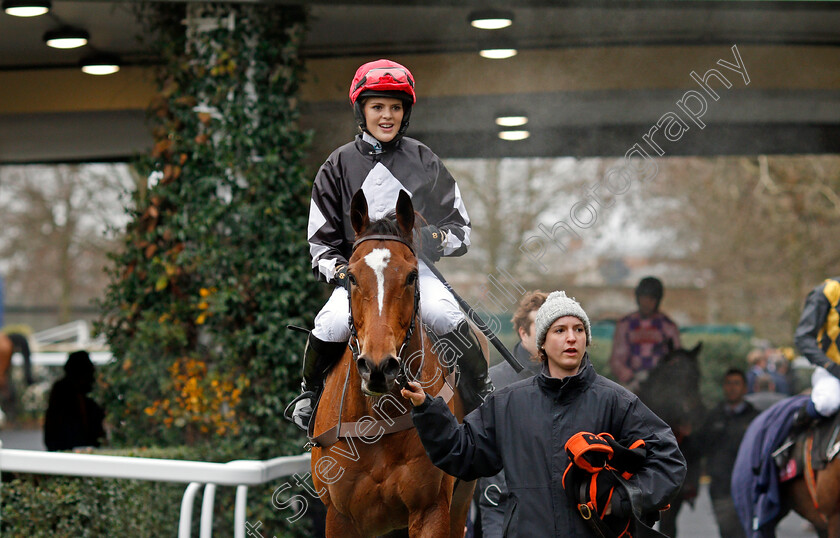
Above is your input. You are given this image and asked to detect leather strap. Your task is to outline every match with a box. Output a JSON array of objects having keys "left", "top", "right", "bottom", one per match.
[
  {"left": 804, "top": 435, "right": 828, "bottom": 523},
  {"left": 353, "top": 234, "right": 415, "bottom": 255},
  {"left": 310, "top": 371, "right": 456, "bottom": 448}
]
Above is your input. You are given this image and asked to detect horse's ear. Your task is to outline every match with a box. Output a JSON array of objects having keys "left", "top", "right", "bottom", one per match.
[
  {"left": 689, "top": 341, "right": 703, "bottom": 358},
  {"left": 350, "top": 189, "right": 370, "bottom": 236},
  {"left": 395, "top": 190, "right": 415, "bottom": 239}
]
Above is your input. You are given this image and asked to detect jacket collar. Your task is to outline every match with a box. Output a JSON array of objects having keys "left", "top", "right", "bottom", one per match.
[
  {"left": 536, "top": 353, "right": 595, "bottom": 399},
  {"left": 357, "top": 132, "right": 401, "bottom": 155}
]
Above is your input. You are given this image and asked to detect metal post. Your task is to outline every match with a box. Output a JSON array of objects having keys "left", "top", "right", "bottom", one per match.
[
  {"left": 179, "top": 482, "right": 203, "bottom": 538},
  {"left": 234, "top": 485, "right": 248, "bottom": 538},
  {"left": 200, "top": 483, "right": 217, "bottom": 538}
]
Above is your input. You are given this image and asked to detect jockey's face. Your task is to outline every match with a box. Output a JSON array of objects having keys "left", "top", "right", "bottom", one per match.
[
  {"left": 542, "top": 316, "right": 586, "bottom": 379},
  {"left": 637, "top": 295, "right": 658, "bottom": 317},
  {"left": 363, "top": 97, "right": 404, "bottom": 143}
]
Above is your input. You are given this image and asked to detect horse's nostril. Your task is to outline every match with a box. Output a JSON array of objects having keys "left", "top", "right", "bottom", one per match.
[
  {"left": 356, "top": 357, "right": 372, "bottom": 377},
  {"left": 382, "top": 356, "right": 401, "bottom": 378}
]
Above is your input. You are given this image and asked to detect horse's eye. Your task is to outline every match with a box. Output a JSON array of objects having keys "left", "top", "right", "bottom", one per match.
[
  {"left": 406, "top": 272, "right": 417, "bottom": 286},
  {"left": 348, "top": 273, "right": 357, "bottom": 286}
]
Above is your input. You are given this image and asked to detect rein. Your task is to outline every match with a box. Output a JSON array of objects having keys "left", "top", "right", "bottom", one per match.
[{"left": 308, "top": 233, "right": 453, "bottom": 449}]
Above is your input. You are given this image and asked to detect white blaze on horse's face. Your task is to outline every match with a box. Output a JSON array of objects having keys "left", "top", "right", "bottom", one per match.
[{"left": 364, "top": 248, "right": 391, "bottom": 316}]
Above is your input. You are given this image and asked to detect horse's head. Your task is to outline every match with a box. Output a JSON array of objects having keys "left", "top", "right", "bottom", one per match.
[
  {"left": 637, "top": 342, "right": 705, "bottom": 438},
  {"left": 347, "top": 189, "right": 419, "bottom": 396},
  {"left": 659, "top": 341, "right": 703, "bottom": 387}
]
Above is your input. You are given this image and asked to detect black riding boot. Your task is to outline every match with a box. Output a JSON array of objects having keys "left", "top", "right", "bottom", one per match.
[
  {"left": 440, "top": 320, "right": 494, "bottom": 414},
  {"left": 284, "top": 334, "right": 347, "bottom": 431}
]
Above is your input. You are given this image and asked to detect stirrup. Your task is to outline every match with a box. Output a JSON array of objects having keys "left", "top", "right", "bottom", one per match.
[{"left": 283, "top": 390, "right": 316, "bottom": 425}]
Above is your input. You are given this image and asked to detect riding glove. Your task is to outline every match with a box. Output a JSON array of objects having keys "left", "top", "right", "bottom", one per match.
[
  {"left": 417, "top": 225, "right": 446, "bottom": 262},
  {"left": 333, "top": 264, "right": 350, "bottom": 289}
]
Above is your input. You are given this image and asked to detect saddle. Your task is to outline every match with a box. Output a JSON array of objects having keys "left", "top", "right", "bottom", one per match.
[{"left": 776, "top": 411, "right": 840, "bottom": 483}]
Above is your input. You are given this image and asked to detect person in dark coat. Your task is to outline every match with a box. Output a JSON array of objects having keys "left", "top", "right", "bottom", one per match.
[
  {"left": 44, "top": 350, "right": 105, "bottom": 451},
  {"left": 402, "top": 291, "right": 686, "bottom": 537},
  {"left": 478, "top": 290, "right": 547, "bottom": 537},
  {"left": 697, "top": 368, "right": 760, "bottom": 538}
]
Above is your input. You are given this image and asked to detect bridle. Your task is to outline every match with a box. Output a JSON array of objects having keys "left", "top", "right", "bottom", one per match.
[{"left": 347, "top": 233, "right": 421, "bottom": 388}]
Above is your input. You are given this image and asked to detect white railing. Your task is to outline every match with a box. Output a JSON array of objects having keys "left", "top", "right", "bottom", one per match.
[
  {"left": 31, "top": 320, "right": 91, "bottom": 347},
  {"left": 12, "top": 351, "right": 113, "bottom": 367},
  {"left": 0, "top": 442, "right": 311, "bottom": 538}
]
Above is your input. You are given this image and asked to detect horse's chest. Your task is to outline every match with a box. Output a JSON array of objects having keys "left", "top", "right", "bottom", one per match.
[{"left": 320, "top": 435, "right": 440, "bottom": 501}]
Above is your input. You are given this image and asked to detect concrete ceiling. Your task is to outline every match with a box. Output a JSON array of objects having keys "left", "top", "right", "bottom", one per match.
[{"left": 1, "top": 1, "right": 839, "bottom": 163}]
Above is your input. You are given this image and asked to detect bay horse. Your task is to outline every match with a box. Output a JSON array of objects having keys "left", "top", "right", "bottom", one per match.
[
  {"left": 309, "top": 190, "right": 474, "bottom": 537},
  {"left": 635, "top": 342, "right": 706, "bottom": 536}
]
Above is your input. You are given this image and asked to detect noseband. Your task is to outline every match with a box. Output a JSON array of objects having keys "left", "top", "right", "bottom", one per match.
[{"left": 348, "top": 234, "right": 420, "bottom": 388}]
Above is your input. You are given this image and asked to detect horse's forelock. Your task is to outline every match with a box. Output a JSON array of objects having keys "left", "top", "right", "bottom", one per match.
[{"left": 355, "top": 211, "right": 421, "bottom": 244}]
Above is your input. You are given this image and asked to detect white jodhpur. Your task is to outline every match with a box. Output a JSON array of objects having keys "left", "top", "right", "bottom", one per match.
[
  {"left": 311, "top": 259, "right": 463, "bottom": 343},
  {"left": 811, "top": 366, "right": 840, "bottom": 417}
]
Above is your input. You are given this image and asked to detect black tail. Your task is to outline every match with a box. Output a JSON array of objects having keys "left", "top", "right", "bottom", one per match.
[{"left": 6, "top": 333, "right": 33, "bottom": 386}]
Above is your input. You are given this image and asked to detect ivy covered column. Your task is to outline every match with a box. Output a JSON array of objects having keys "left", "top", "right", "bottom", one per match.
[{"left": 98, "top": 3, "right": 321, "bottom": 456}]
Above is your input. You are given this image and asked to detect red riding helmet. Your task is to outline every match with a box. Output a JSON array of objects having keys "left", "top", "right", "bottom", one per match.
[{"left": 349, "top": 59, "right": 416, "bottom": 141}]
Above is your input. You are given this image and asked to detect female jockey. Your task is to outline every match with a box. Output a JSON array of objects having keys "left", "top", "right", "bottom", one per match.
[{"left": 288, "top": 59, "right": 493, "bottom": 430}]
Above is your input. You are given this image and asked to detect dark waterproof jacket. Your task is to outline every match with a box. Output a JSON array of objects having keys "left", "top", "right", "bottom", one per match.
[
  {"left": 412, "top": 356, "right": 686, "bottom": 537},
  {"left": 479, "top": 342, "right": 542, "bottom": 537},
  {"left": 307, "top": 134, "right": 470, "bottom": 284},
  {"left": 698, "top": 400, "right": 759, "bottom": 500}
]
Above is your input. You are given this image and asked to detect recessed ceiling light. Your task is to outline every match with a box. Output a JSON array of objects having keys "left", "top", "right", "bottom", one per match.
[
  {"left": 498, "top": 130, "right": 530, "bottom": 141},
  {"left": 44, "top": 27, "right": 90, "bottom": 49},
  {"left": 468, "top": 9, "right": 514, "bottom": 30},
  {"left": 479, "top": 48, "right": 517, "bottom": 60},
  {"left": 3, "top": 0, "right": 50, "bottom": 17},
  {"left": 495, "top": 115, "right": 528, "bottom": 127},
  {"left": 80, "top": 53, "right": 121, "bottom": 75}
]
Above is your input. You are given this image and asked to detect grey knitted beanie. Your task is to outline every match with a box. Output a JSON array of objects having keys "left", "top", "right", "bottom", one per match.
[{"left": 534, "top": 291, "right": 591, "bottom": 348}]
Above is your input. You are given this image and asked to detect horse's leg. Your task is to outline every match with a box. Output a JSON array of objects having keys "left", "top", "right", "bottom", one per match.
[
  {"left": 325, "top": 505, "right": 363, "bottom": 538},
  {"left": 408, "top": 477, "right": 454, "bottom": 538},
  {"left": 448, "top": 479, "right": 475, "bottom": 538},
  {"left": 407, "top": 499, "right": 452, "bottom": 538}
]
